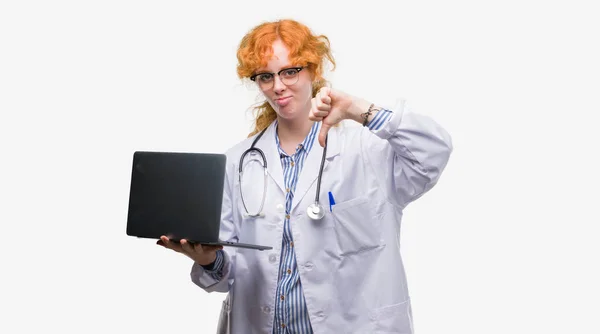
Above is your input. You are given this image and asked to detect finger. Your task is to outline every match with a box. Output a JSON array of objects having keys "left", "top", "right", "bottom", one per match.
[
  {"left": 313, "top": 108, "right": 329, "bottom": 118},
  {"left": 318, "top": 89, "right": 332, "bottom": 105},
  {"left": 159, "top": 235, "right": 170, "bottom": 247},
  {"left": 161, "top": 236, "right": 183, "bottom": 252},
  {"left": 315, "top": 97, "right": 331, "bottom": 113},
  {"left": 309, "top": 98, "right": 323, "bottom": 122},
  {"left": 318, "top": 86, "right": 331, "bottom": 102},
  {"left": 180, "top": 239, "right": 195, "bottom": 254},
  {"left": 319, "top": 123, "right": 331, "bottom": 147}
]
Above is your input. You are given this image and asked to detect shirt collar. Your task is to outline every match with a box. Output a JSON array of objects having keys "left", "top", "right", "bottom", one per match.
[{"left": 274, "top": 120, "right": 320, "bottom": 158}]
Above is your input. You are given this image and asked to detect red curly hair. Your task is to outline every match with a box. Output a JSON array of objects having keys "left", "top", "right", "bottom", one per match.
[{"left": 236, "top": 19, "right": 336, "bottom": 137}]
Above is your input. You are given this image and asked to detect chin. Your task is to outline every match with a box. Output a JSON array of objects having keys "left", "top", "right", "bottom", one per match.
[
  {"left": 281, "top": 108, "right": 307, "bottom": 120},
  {"left": 273, "top": 104, "right": 295, "bottom": 118},
  {"left": 276, "top": 111, "right": 295, "bottom": 121}
]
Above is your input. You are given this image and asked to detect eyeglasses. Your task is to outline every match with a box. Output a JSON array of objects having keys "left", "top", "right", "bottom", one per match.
[{"left": 250, "top": 67, "right": 305, "bottom": 90}]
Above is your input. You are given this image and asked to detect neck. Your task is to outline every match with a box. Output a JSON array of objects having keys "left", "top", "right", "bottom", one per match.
[{"left": 276, "top": 117, "right": 314, "bottom": 147}]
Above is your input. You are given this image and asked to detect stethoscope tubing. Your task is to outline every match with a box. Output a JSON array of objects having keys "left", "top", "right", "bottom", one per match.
[{"left": 238, "top": 124, "right": 327, "bottom": 220}]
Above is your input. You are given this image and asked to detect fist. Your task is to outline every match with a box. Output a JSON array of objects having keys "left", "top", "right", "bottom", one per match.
[{"left": 309, "top": 87, "right": 353, "bottom": 147}]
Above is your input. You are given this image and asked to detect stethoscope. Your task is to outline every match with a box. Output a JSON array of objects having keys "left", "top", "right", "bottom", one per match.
[{"left": 238, "top": 126, "right": 327, "bottom": 221}]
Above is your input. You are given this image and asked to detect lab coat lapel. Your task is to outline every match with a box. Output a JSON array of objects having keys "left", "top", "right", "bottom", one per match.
[
  {"left": 291, "top": 125, "right": 340, "bottom": 212},
  {"left": 254, "top": 122, "right": 286, "bottom": 195}
]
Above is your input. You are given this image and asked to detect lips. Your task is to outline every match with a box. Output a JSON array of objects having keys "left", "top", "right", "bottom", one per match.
[{"left": 275, "top": 96, "right": 292, "bottom": 107}]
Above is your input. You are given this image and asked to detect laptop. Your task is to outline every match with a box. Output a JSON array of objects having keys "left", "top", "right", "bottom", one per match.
[{"left": 126, "top": 151, "right": 273, "bottom": 251}]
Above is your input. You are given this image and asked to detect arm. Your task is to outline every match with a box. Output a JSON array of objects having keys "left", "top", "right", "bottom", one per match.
[
  {"left": 311, "top": 88, "right": 453, "bottom": 208},
  {"left": 190, "top": 155, "right": 239, "bottom": 293},
  {"left": 355, "top": 99, "right": 453, "bottom": 207}
]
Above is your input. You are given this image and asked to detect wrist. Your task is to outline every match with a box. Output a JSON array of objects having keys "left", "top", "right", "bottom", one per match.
[
  {"left": 200, "top": 260, "right": 216, "bottom": 270},
  {"left": 196, "top": 252, "right": 218, "bottom": 267},
  {"left": 347, "top": 98, "right": 381, "bottom": 126},
  {"left": 346, "top": 97, "right": 371, "bottom": 123}
]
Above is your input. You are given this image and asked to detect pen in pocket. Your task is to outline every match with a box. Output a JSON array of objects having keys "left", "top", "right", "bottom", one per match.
[{"left": 328, "top": 191, "right": 336, "bottom": 212}]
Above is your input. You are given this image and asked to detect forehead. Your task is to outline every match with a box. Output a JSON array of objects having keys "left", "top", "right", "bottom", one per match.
[{"left": 258, "top": 40, "right": 291, "bottom": 71}]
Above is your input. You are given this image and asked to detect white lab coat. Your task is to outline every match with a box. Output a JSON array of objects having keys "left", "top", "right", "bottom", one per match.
[{"left": 191, "top": 100, "right": 452, "bottom": 334}]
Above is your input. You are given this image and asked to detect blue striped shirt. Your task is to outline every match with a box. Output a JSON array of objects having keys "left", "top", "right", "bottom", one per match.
[
  {"left": 367, "top": 108, "right": 394, "bottom": 131},
  {"left": 204, "top": 110, "right": 394, "bottom": 333},
  {"left": 272, "top": 120, "right": 319, "bottom": 333}
]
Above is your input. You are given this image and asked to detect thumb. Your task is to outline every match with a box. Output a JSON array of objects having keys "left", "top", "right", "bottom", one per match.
[{"left": 319, "top": 123, "right": 331, "bottom": 147}]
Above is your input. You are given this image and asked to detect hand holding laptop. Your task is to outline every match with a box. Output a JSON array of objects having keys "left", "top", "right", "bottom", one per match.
[
  {"left": 126, "top": 152, "right": 272, "bottom": 251},
  {"left": 156, "top": 235, "right": 223, "bottom": 266}
]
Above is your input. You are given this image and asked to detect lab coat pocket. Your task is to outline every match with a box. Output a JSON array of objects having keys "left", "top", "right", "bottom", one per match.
[
  {"left": 370, "top": 299, "right": 413, "bottom": 334},
  {"left": 331, "top": 196, "right": 381, "bottom": 256},
  {"left": 216, "top": 294, "right": 231, "bottom": 334}
]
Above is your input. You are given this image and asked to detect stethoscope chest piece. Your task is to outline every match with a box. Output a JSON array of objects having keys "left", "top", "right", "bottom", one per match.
[
  {"left": 306, "top": 202, "right": 325, "bottom": 220},
  {"left": 240, "top": 126, "right": 329, "bottom": 222}
]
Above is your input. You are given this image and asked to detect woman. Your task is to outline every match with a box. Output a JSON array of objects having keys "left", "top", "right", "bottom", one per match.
[{"left": 158, "top": 19, "right": 452, "bottom": 333}]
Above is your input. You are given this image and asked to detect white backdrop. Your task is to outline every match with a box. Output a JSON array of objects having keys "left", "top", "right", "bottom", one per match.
[{"left": 1, "top": 1, "right": 599, "bottom": 333}]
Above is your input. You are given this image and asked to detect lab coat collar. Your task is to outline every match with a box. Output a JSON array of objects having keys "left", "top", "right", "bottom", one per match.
[
  {"left": 291, "top": 122, "right": 340, "bottom": 212},
  {"left": 253, "top": 121, "right": 340, "bottom": 203}
]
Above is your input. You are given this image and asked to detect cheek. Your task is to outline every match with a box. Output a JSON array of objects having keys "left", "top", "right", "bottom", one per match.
[
  {"left": 292, "top": 83, "right": 313, "bottom": 101},
  {"left": 262, "top": 92, "right": 275, "bottom": 104},
  {"left": 305, "top": 82, "right": 314, "bottom": 99},
  {"left": 303, "top": 86, "right": 313, "bottom": 102}
]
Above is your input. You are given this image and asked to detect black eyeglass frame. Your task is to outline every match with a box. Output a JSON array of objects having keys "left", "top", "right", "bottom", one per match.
[{"left": 249, "top": 66, "right": 306, "bottom": 84}]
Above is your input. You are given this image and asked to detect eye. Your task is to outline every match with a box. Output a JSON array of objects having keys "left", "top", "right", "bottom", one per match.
[
  {"left": 257, "top": 73, "right": 273, "bottom": 82},
  {"left": 281, "top": 68, "right": 300, "bottom": 78}
]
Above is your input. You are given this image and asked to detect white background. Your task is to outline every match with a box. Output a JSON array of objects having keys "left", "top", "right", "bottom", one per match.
[{"left": 1, "top": 0, "right": 599, "bottom": 333}]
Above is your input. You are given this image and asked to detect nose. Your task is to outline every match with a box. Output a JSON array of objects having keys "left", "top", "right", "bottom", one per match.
[{"left": 272, "top": 75, "right": 286, "bottom": 94}]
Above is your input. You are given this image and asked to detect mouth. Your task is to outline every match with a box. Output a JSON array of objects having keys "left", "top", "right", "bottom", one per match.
[{"left": 275, "top": 96, "right": 292, "bottom": 106}]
